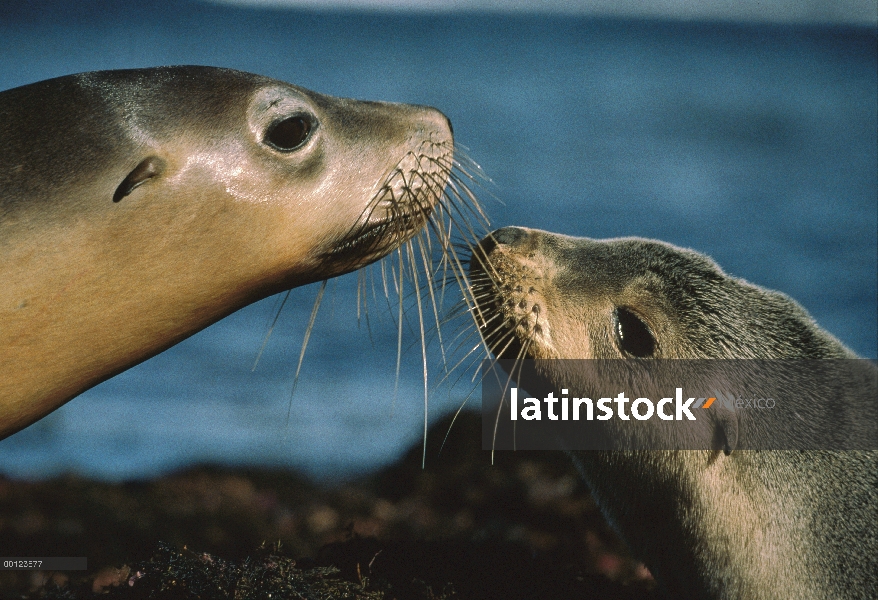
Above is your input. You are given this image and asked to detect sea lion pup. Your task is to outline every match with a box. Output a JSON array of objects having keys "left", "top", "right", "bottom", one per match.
[
  {"left": 0, "top": 66, "right": 460, "bottom": 439},
  {"left": 469, "top": 226, "right": 876, "bottom": 600}
]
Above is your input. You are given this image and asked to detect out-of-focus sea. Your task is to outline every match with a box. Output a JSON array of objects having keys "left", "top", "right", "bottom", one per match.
[{"left": 1, "top": 1, "right": 875, "bottom": 481}]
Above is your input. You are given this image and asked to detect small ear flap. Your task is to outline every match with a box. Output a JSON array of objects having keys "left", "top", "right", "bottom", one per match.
[
  {"left": 113, "top": 156, "right": 166, "bottom": 203},
  {"left": 718, "top": 411, "right": 738, "bottom": 455}
]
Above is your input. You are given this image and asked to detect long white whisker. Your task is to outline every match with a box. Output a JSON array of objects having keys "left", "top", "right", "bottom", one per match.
[
  {"left": 284, "top": 280, "right": 327, "bottom": 435},
  {"left": 252, "top": 290, "right": 291, "bottom": 372}
]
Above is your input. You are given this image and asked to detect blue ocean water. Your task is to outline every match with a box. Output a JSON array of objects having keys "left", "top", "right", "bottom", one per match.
[{"left": 1, "top": 1, "right": 876, "bottom": 481}]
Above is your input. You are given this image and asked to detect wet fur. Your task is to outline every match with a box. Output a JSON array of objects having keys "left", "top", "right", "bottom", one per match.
[{"left": 0, "top": 67, "right": 485, "bottom": 439}]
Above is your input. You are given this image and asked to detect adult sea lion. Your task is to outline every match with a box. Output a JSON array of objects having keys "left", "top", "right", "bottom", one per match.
[
  {"left": 0, "top": 66, "right": 457, "bottom": 440},
  {"left": 469, "top": 226, "right": 877, "bottom": 600}
]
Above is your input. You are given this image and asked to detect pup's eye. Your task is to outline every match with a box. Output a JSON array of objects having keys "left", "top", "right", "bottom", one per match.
[
  {"left": 264, "top": 116, "right": 313, "bottom": 152},
  {"left": 614, "top": 307, "right": 655, "bottom": 357}
]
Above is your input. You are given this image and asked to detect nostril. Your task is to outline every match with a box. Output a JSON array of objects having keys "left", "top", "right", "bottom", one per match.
[
  {"left": 477, "top": 226, "right": 529, "bottom": 256},
  {"left": 470, "top": 229, "right": 503, "bottom": 273},
  {"left": 491, "top": 226, "right": 528, "bottom": 247},
  {"left": 475, "top": 234, "right": 498, "bottom": 256},
  {"left": 412, "top": 106, "right": 453, "bottom": 140},
  {"left": 470, "top": 227, "right": 530, "bottom": 273}
]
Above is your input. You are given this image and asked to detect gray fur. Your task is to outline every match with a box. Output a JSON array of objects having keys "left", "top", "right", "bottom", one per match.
[{"left": 470, "top": 226, "right": 877, "bottom": 600}]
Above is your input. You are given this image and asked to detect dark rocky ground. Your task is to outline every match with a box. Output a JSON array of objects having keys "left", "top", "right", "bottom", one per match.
[{"left": 0, "top": 412, "right": 657, "bottom": 599}]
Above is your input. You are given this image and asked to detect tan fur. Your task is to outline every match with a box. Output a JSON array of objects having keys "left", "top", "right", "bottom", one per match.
[{"left": 0, "top": 67, "right": 453, "bottom": 438}]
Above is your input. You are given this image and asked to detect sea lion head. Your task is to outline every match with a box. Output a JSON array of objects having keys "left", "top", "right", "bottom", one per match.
[
  {"left": 2, "top": 66, "right": 453, "bottom": 293},
  {"left": 469, "top": 227, "right": 874, "bottom": 600},
  {"left": 0, "top": 66, "right": 458, "bottom": 437},
  {"left": 469, "top": 226, "right": 852, "bottom": 361}
]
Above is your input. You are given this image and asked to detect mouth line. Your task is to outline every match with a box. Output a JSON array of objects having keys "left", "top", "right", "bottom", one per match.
[
  {"left": 485, "top": 318, "right": 528, "bottom": 360},
  {"left": 328, "top": 211, "right": 428, "bottom": 261}
]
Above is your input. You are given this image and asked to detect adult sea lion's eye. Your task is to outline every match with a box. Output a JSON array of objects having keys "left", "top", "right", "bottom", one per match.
[
  {"left": 265, "top": 116, "right": 312, "bottom": 152},
  {"left": 614, "top": 307, "right": 655, "bottom": 358}
]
